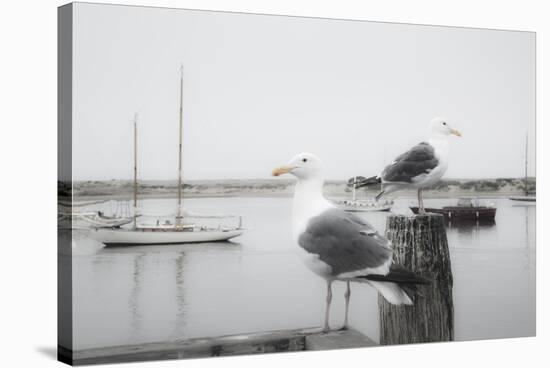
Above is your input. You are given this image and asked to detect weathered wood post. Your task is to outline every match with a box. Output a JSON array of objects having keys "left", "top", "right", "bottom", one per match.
[{"left": 378, "top": 213, "right": 454, "bottom": 344}]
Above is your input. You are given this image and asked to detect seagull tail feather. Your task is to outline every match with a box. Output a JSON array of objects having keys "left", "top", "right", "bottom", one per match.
[
  {"left": 358, "top": 265, "right": 431, "bottom": 305},
  {"left": 366, "top": 280, "right": 413, "bottom": 305}
]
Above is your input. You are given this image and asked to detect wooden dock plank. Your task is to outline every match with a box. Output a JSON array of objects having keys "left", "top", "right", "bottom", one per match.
[
  {"left": 69, "top": 328, "right": 377, "bottom": 365},
  {"left": 306, "top": 329, "right": 377, "bottom": 351}
]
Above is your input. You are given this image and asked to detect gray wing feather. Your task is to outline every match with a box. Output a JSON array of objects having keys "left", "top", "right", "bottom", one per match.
[
  {"left": 298, "top": 209, "right": 392, "bottom": 276},
  {"left": 381, "top": 142, "right": 438, "bottom": 183}
]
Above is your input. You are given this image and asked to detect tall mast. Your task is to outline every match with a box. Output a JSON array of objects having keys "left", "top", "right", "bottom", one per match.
[
  {"left": 133, "top": 113, "right": 138, "bottom": 229},
  {"left": 524, "top": 131, "right": 529, "bottom": 195},
  {"left": 176, "top": 64, "right": 183, "bottom": 224}
]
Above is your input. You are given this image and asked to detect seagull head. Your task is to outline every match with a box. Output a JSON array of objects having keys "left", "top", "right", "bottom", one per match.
[
  {"left": 272, "top": 152, "right": 324, "bottom": 180},
  {"left": 430, "top": 117, "right": 462, "bottom": 138}
]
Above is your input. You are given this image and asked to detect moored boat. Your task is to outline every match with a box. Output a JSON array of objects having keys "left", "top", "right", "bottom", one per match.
[
  {"left": 75, "top": 211, "right": 134, "bottom": 228},
  {"left": 410, "top": 198, "right": 496, "bottom": 221},
  {"left": 90, "top": 67, "right": 245, "bottom": 246},
  {"left": 335, "top": 199, "right": 393, "bottom": 212},
  {"left": 509, "top": 195, "right": 536, "bottom": 202},
  {"left": 90, "top": 226, "right": 244, "bottom": 246},
  {"left": 58, "top": 200, "right": 135, "bottom": 229},
  {"left": 337, "top": 176, "right": 393, "bottom": 212},
  {"left": 509, "top": 134, "right": 535, "bottom": 203}
]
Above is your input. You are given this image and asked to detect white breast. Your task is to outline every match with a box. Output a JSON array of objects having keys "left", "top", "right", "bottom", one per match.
[
  {"left": 291, "top": 181, "right": 334, "bottom": 243},
  {"left": 291, "top": 178, "right": 335, "bottom": 279}
]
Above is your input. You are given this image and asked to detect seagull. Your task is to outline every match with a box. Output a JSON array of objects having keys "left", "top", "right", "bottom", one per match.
[
  {"left": 273, "top": 153, "right": 429, "bottom": 332},
  {"left": 351, "top": 117, "right": 462, "bottom": 214}
]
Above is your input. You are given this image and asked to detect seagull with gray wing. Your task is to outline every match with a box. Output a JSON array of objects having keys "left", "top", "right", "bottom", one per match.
[
  {"left": 351, "top": 117, "right": 462, "bottom": 214},
  {"left": 273, "top": 153, "right": 429, "bottom": 332}
]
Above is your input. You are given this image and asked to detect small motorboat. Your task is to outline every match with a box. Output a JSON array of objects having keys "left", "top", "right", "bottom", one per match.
[
  {"left": 410, "top": 197, "right": 496, "bottom": 221},
  {"left": 509, "top": 196, "right": 535, "bottom": 202},
  {"left": 509, "top": 189, "right": 535, "bottom": 203},
  {"left": 58, "top": 205, "right": 134, "bottom": 229},
  {"left": 76, "top": 211, "right": 134, "bottom": 228}
]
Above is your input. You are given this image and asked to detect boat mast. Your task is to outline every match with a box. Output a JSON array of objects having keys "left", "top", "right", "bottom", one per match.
[
  {"left": 352, "top": 177, "right": 357, "bottom": 201},
  {"left": 133, "top": 113, "right": 138, "bottom": 229},
  {"left": 523, "top": 131, "right": 529, "bottom": 196},
  {"left": 176, "top": 65, "right": 183, "bottom": 225}
]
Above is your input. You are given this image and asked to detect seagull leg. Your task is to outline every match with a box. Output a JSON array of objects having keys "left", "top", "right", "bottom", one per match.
[
  {"left": 341, "top": 281, "right": 351, "bottom": 330},
  {"left": 418, "top": 188, "right": 426, "bottom": 214},
  {"left": 323, "top": 280, "right": 333, "bottom": 333}
]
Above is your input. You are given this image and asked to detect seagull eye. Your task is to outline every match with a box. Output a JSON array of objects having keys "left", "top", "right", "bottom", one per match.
[
  {"left": 302, "top": 158, "right": 308, "bottom": 163},
  {"left": 443, "top": 122, "right": 447, "bottom": 125}
]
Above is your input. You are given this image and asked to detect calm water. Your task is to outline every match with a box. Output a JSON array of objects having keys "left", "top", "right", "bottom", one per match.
[{"left": 69, "top": 197, "right": 536, "bottom": 350}]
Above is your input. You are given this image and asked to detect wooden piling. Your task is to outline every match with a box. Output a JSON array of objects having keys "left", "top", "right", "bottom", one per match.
[{"left": 378, "top": 213, "right": 454, "bottom": 344}]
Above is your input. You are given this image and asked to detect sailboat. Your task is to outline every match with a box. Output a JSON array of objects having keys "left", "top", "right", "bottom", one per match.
[
  {"left": 510, "top": 133, "right": 535, "bottom": 203},
  {"left": 58, "top": 197, "right": 135, "bottom": 229},
  {"left": 90, "top": 68, "right": 245, "bottom": 246},
  {"left": 335, "top": 177, "right": 393, "bottom": 212}
]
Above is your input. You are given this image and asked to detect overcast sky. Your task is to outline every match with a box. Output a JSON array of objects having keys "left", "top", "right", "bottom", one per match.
[{"left": 72, "top": 3, "right": 535, "bottom": 181}]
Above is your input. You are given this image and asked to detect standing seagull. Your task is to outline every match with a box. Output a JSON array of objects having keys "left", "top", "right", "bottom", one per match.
[
  {"left": 352, "top": 117, "right": 462, "bottom": 214},
  {"left": 273, "top": 153, "right": 429, "bottom": 332}
]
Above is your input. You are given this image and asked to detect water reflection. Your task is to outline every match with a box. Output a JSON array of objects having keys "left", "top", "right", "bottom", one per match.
[
  {"left": 447, "top": 219, "right": 496, "bottom": 229},
  {"left": 129, "top": 254, "right": 145, "bottom": 338},
  {"left": 76, "top": 241, "right": 243, "bottom": 349},
  {"left": 172, "top": 253, "right": 186, "bottom": 339},
  {"left": 72, "top": 197, "right": 535, "bottom": 349},
  {"left": 449, "top": 219, "right": 496, "bottom": 246}
]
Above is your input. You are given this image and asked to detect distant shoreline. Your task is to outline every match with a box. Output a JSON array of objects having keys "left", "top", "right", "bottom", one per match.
[{"left": 59, "top": 177, "right": 535, "bottom": 202}]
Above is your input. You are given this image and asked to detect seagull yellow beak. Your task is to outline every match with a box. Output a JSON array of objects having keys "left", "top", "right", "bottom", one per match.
[
  {"left": 451, "top": 129, "right": 462, "bottom": 137},
  {"left": 272, "top": 166, "right": 294, "bottom": 177}
]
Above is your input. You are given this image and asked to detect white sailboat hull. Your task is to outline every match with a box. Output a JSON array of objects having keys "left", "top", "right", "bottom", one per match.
[{"left": 89, "top": 228, "right": 244, "bottom": 246}]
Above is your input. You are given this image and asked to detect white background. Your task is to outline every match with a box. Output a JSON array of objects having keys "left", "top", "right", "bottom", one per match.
[{"left": 0, "top": 1, "right": 547, "bottom": 367}]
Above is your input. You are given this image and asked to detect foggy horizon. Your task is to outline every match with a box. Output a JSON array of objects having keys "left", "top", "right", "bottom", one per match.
[{"left": 72, "top": 4, "right": 535, "bottom": 181}]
